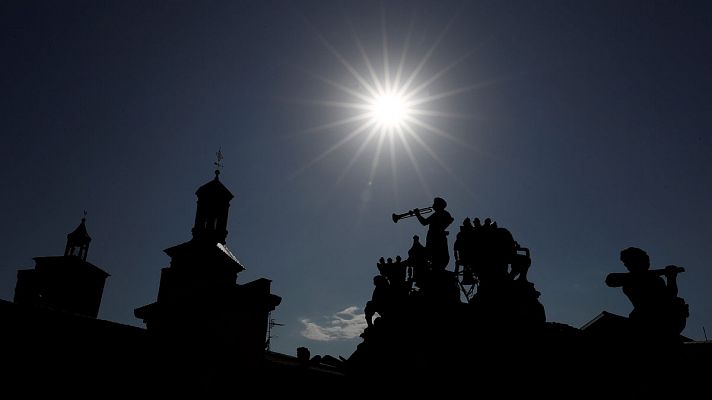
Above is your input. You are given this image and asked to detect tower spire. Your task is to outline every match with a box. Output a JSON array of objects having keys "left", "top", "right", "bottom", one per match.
[
  {"left": 192, "top": 153, "right": 234, "bottom": 244},
  {"left": 64, "top": 212, "right": 92, "bottom": 261}
]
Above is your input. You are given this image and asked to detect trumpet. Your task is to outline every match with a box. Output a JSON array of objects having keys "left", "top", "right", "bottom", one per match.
[{"left": 392, "top": 207, "right": 433, "bottom": 223}]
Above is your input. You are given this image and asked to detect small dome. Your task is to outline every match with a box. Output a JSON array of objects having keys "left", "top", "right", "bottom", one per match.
[
  {"left": 67, "top": 218, "right": 91, "bottom": 243},
  {"left": 195, "top": 170, "right": 234, "bottom": 201}
]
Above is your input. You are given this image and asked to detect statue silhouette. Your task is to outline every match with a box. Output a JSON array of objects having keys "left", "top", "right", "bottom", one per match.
[
  {"left": 406, "top": 235, "right": 427, "bottom": 288},
  {"left": 391, "top": 255, "right": 409, "bottom": 297},
  {"left": 454, "top": 218, "right": 477, "bottom": 285},
  {"left": 462, "top": 217, "right": 516, "bottom": 292},
  {"left": 606, "top": 247, "right": 689, "bottom": 342},
  {"left": 413, "top": 197, "right": 454, "bottom": 270},
  {"left": 365, "top": 275, "right": 393, "bottom": 329}
]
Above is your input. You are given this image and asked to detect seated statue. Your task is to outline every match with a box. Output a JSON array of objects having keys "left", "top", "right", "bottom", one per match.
[{"left": 606, "top": 247, "right": 689, "bottom": 341}]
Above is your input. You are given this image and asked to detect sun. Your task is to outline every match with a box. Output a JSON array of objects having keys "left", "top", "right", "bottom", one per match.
[
  {"left": 368, "top": 91, "right": 411, "bottom": 132},
  {"left": 292, "top": 7, "right": 484, "bottom": 197}
]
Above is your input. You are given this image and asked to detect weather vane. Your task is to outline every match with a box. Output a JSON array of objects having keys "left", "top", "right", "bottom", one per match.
[{"left": 214, "top": 148, "right": 224, "bottom": 171}]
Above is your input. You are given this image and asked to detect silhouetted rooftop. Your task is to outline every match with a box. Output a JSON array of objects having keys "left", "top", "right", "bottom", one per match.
[
  {"left": 67, "top": 218, "right": 91, "bottom": 242},
  {"left": 163, "top": 240, "right": 245, "bottom": 272},
  {"left": 195, "top": 170, "right": 234, "bottom": 200},
  {"left": 31, "top": 255, "right": 109, "bottom": 277}
]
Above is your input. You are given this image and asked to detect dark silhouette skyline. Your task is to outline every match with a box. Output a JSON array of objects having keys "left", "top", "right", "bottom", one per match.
[
  {"left": 0, "top": 172, "right": 342, "bottom": 396},
  {"left": 349, "top": 213, "right": 702, "bottom": 397},
  {"left": 1, "top": 0, "right": 711, "bottom": 359},
  {"left": 2, "top": 168, "right": 706, "bottom": 396}
]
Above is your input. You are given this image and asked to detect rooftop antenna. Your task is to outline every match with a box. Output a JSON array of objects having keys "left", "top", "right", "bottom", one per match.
[{"left": 265, "top": 312, "right": 284, "bottom": 351}]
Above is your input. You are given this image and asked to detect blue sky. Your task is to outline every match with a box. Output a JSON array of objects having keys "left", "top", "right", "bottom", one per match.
[{"left": 1, "top": 1, "right": 711, "bottom": 358}]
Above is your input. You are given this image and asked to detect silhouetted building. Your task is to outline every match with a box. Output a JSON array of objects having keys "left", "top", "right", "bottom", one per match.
[
  {"left": 134, "top": 169, "right": 281, "bottom": 364},
  {"left": 581, "top": 310, "right": 630, "bottom": 340},
  {"left": 13, "top": 217, "right": 108, "bottom": 318},
  {"left": 1, "top": 169, "right": 342, "bottom": 396}
]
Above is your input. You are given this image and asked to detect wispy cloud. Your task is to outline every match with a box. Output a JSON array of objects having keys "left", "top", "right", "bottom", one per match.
[{"left": 300, "top": 306, "right": 368, "bottom": 341}]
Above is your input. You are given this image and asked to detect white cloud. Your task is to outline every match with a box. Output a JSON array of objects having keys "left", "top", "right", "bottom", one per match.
[{"left": 300, "top": 306, "right": 369, "bottom": 341}]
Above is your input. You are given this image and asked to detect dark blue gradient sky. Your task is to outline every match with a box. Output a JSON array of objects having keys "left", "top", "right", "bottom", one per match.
[{"left": 2, "top": 1, "right": 710, "bottom": 358}]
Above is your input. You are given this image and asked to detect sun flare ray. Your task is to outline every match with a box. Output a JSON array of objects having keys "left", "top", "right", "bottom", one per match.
[
  {"left": 314, "top": 31, "right": 379, "bottom": 98},
  {"left": 405, "top": 48, "right": 478, "bottom": 99},
  {"left": 381, "top": 4, "right": 390, "bottom": 92},
  {"left": 399, "top": 12, "right": 458, "bottom": 96},
  {"left": 304, "top": 70, "right": 377, "bottom": 104},
  {"left": 335, "top": 125, "right": 382, "bottom": 185},
  {"left": 368, "top": 129, "right": 388, "bottom": 183},
  {"left": 290, "top": 120, "right": 376, "bottom": 179},
  {"left": 405, "top": 116, "right": 476, "bottom": 150},
  {"left": 298, "top": 113, "right": 373, "bottom": 135},
  {"left": 388, "top": 130, "right": 399, "bottom": 203},
  {"left": 396, "top": 126, "right": 432, "bottom": 197},
  {"left": 409, "top": 81, "right": 497, "bottom": 106},
  {"left": 349, "top": 26, "right": 385, "bottom": 95},
  {"left": 404, "top": 123, "right": 478, "bottom": 199},
  {"left": 393, "top": 14, "right": 416, "bottom": 92}
]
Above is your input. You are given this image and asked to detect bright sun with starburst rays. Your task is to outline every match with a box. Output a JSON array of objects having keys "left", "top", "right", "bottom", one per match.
[
  {"left": 368, "top": 90, "right": 411, "bottom": 132},
  {"left": 292, "top": 7, "right": 485, "bottom": 198}
]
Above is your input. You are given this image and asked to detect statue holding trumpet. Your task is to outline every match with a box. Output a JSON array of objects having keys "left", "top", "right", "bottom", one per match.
[{"left": 394, "top": 197, "right": 454, "bottom": 270}]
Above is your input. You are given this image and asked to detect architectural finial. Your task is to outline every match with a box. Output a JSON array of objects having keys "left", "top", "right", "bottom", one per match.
[
  {"left": 214, "top": 147, "right": 224, "bottom": 178},
  {"left": 82, "top": 209, "right": 87, "bottom": 222}
]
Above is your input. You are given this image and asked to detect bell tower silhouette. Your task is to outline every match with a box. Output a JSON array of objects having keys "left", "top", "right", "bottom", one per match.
[
  {"left": 191, "top": 170, "right": 233, "bottom": 244},
  {"left": 64, "top": 213, "right": 91, "bottom": 260},
  {"left": 135, "top": 156, "right": 281, "bottom": 364},
  {"left": 14, "top": 215, "right": 109, "bottom": 318}
]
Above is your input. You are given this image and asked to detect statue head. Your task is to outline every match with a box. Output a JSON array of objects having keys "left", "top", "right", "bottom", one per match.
[{"left": 620, "top": 247, "right": 650, "bottom": 273}]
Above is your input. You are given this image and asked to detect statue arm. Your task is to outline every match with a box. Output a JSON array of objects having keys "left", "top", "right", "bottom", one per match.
[
  {"left": 605, "top": 272, "right": 628, "bottom": 287},
  {"left": 664, "top": 265, "right": 680, "bottom": 297},
  {"left": 414, "top": 210, "right": 428, "bottom": 226}
]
